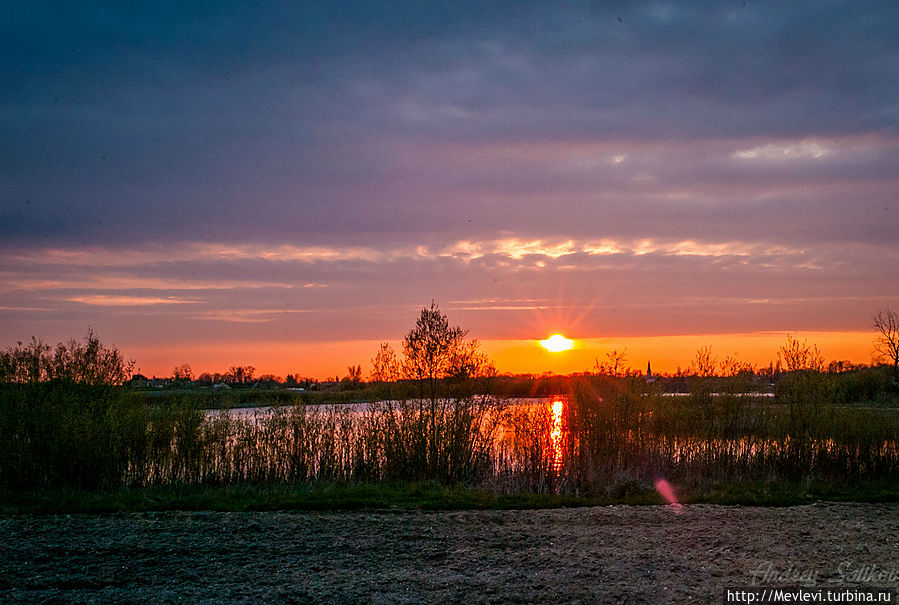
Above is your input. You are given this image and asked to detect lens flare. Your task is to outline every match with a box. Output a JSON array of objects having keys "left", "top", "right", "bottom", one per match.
[{"left": 654, "top": 478, "right": 683, "bottom": 513}]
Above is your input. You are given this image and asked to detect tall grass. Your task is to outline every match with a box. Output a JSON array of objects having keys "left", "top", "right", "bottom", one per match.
[
  {"left": 1, "top": 377, "right": 897, "bottom": 497},
  {"left": 0, "top": 382, "right": 197, "bottom": 488},
  {"left": 0, "top": 383, "right": 505, "bottom": 489},
  {"left": 514, "top": 373, "right": 899, "bottom": 496},
  {"left": 361, "top": 397, "right": 504, "bottom": 483}
]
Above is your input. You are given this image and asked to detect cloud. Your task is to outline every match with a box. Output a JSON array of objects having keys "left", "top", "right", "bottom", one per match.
[
  {"left": 65, "top": 295, "right": 198, "bottom": 306},
  {"left": 2, "top": 2, "right": 898, "bottom": 249},
  {"left": 196, "top": 309, "right": 311, "bottom": 324},
  {"left": 3, "top": 236, "right": 896, "bottom": 332},
  {"left": 1, "top": 1, "right": 898, "bottom": 371},
  {"left": 733, "top": 140, "right": 834, "bottom": 161},
  {"left": 0, "top": 237, "right": 813, "bottom": 273}
]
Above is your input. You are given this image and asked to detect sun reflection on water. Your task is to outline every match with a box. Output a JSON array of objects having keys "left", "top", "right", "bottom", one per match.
[{"left": 550, "top": 397, "right": 564, "bottom": 472}]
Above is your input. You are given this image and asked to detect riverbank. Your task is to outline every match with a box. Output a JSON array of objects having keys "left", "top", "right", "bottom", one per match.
[{"left": 2, "top": 502, "right": 896, "bottom": 603}]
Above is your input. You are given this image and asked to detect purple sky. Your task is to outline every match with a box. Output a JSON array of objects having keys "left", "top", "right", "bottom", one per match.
[{"left": 2, "top": 1, "right": 898, "bottom": 376}]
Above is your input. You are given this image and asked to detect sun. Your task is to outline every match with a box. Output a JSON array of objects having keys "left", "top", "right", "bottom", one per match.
[{"left": 539, "top": 334, "right": 574, "bottom": 352}]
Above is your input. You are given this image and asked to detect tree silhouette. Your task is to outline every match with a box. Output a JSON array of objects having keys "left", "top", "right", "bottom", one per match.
[
  {"left": 0, "top": 330, "right": 133, "bottom": 385},
  {"left": 346, "top": 364, "right": 362, "bottom": 386},
  {"left": 689, "top": 345, "right": 718, "bottom": 377},
  {"left": 370, "top": 342, "right": 400, "bottom": 383},
  {"left": 873, "top": 308, "right": 899, "bottom": 379},
  {"left": 227, "top": 365, "right": 256, "bottom": 385},
  {"left": 595, "top": 349, "right": 629, "bottom": 377},
  {"left": 172, "top": 363, "right": 193, "bottom": 382},
  {"left": 778, "top": 334, "right": 825, "bottom": 372},
  {"left": 402, "top": 302, "right": 490, "bottom": 402}
]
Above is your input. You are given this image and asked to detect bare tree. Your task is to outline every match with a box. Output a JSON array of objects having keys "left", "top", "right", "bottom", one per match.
[
  {"left": 778, "top": 334, "right": 825, "bottom": 372},
  {"left": 689, "top": 345, "right": 718, "bottom": 377},
  {"left": 172, "top": 363, "right": 193, "bottom": 382},
  {"left": 721, "top": 355, "right": 755, "bottom": 377},
  {"left": 227, "top": 365, "right": 256, "bottom": 385},
  {"left": 346, "top": 364, "right": 363, "bottom": 386},
  {"left": 595, "top": 349, "right": 628, "bottom": 377},
  {"left": 370, "top": 342, "right": 400, "bottom": 383},
  {"left": 873, "top": 308, "right": 899, "bottom": 378}
]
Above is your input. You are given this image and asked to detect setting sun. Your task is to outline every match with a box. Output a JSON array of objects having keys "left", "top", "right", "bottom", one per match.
[{"left": 539, "top": 334, "right": 575, "bottom": 352}]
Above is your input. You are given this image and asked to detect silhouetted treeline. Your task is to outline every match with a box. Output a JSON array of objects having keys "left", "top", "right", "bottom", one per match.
[
  {"left": 123, "top": 366, "right": 899, "bottom": 409},
  {"left": 0, "top": 331, "right": 133, "bottom": 386}
]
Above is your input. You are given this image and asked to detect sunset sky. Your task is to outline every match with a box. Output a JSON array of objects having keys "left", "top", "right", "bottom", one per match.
[{"left": 2, "top": 1, "right": 898, "bottom": 379}]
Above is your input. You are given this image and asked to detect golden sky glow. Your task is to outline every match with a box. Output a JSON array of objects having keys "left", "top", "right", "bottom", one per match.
[
  {"left": 119, "top": 330, "right": 879, "bottom": 380},
  {"left": 484, "top": 331, "right": 879, "bottom": 377}
]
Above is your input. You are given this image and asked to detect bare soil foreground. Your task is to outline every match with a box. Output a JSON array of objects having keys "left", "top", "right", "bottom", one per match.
[{"left": 1, "top": 503, "right": 897, "bottom": 603}]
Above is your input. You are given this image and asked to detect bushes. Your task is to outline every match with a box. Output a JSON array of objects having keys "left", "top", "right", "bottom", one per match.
[{"left": 0, "top": 331, "right": 133, "bottom": 386}]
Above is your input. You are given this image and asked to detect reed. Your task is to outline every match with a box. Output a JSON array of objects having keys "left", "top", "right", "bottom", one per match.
[
  {"left": 508, "top": 374, "right": 899, "bottom": 495},
  {"left": 1, "top": 377, "right": 896, "bottom": 499}
]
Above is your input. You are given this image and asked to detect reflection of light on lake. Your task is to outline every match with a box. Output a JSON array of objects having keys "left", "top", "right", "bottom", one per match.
[{"left": 550, "top": 397, "right": 564, "bottom": 472}]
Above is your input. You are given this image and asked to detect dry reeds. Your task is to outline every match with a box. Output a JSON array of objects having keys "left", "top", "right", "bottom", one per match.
[{"left": 2, "top": 376, "right": 897, "bottom": 495}]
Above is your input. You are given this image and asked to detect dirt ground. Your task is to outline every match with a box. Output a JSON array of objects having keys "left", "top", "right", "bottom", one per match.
[{"left": 1, "top": 502, "right": 896, "bottom": 603}]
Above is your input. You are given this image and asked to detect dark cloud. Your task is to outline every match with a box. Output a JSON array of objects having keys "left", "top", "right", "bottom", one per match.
[
  {"left": 2, "top": 1, "right": 898, "bottom": 365},
  {"left": 4, "top": 1, "right": 898, "bottom": 245}
]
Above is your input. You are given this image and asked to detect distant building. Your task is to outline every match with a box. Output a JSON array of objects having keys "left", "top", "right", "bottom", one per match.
[
  {"left": 646, "top": 361, "right": 656, "bottom": 384},
  {"left": 128, "top": 374, "right": 150, "bottom": 389},
  {"left": 148, "top": 378, "right": 170, "bottom": 389}
]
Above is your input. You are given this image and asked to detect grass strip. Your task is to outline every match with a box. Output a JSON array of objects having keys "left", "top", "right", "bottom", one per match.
[{"left": 2, "top": 478, "right": 896, "bottom": 515}]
